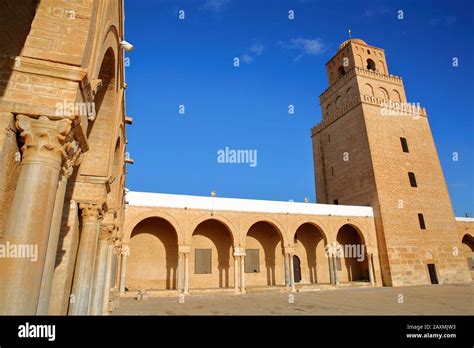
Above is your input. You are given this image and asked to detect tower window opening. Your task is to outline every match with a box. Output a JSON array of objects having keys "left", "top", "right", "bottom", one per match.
[
  {"left": 418, "top": 213, "right": 426, "bottom": 230},
  {"left": 367, "top": 59, "right": 376, "bottom": 71},
  {"left": 367, "top": 49, "right": 371, "bottom": 55},
  {"left": 331, "top": 166, "right": 334, "bottom": 176},
  {"left": 337, "top": 66, "right": 346, "bottom": 77},
  {"left": 400, "top": 137, "right": 409, "bottom": 153},
  {"left": 408, "top": 172, "right": 417, "bottom": 187}
]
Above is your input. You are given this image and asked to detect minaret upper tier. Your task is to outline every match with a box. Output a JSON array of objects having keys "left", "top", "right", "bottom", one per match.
[{"left": 326, "top": 38, "right": 389, "bottom": 85}]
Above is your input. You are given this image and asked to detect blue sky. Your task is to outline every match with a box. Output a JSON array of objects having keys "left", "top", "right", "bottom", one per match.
[{"left": 123, "top": 0, "right": 474, "bottom": 216}]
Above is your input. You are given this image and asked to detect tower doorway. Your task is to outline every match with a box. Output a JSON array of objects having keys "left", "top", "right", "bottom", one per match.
[
  {"left": 427, "top": 264, "right": 438, "bottom": 284},
  {"left": 293, "top": 255, "right": 301, "bottom": 283}
]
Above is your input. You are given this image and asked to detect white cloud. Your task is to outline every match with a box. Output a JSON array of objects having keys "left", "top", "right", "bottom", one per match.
[
  {"left": 249, "top": 43, "right": 264, "bottom": 56},
  {"left": 278, "top": 37, "right": 326, "bottom": 61},
  {"left": 241, "top": 54, "right": 254, "bottom": 64},
  {"left": 201, "top": 0, "right": 231, "bottom": 13}
]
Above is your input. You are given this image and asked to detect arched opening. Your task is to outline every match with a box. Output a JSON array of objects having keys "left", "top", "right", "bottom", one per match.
[
  {"left": 379, "top": 87, "right": 389, "bottom": 100},
  {"left": 245, "top": 221, "right": 284, "bottom": 287},
  {"left": 127, "top": 217, "right": 178, "bottom": 291},
  {"left": 336, "top": 224, "right": 369, "bottom": 283},
  {"left": 190, "top": 219, "right": 234, "bottom": 289},
  {"left": 461, "top": 234, "right": 474, "bottom": 279},
  {"left": 366, "top": 58, "right": 376, "bottom": 71},
  {"left": 293, "top": 223, "right": 329, "bottom": 284},
  {"left": 335, "top": 95, "right": 343, "bottom": 108},
  {"left": 293, "top": 255, "right": 301, "bottom": 283},
  {"left": 365, "top": 83, "right": 374, "bottom": 96},
  {"left": 80, "top": 47, "right": 117, "bottom": 177},
  {"left": 337, "top": 66, "right": 346, "bottom": 77}
]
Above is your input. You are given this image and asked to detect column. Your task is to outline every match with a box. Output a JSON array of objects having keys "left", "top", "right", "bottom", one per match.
[
  {"left": 119, "top": 245, "right": 129, "bottom": 295},
  {"left": 289, "top": 254, "right": 296, "bottom": 292},
  {"left": 184, "top": 252, "right": 189, "bottom": 294},
  {"left": 284, "top": 253, "right": 290, "bottom": 288},
  {"left": 177, "top": 253, "right": 184, "bottom": 293},
  {"left": 90, "top": 225, "right": 111, "bottom": 315},
  {"left": 328, "top": 254, "right": 334, "bottom": 285},
  {"left": 0, "top": 115, "right": 72, "bottom": 315},
  {"left": 68, "top": 203, "right": 103, "bottom": 315},
  {"left": 368, "top": 253, "right": 375, "bottom": 286},
  {"left": 101, "top": 235, "right": 115, "bottom": 314},
  {"left": 333, "top": 255, "right": 340, "bottom": 285},
  {"left": 47, "top": 200, "right": 81, "bottom": 315},
  {"left": 240, "top": 255, "right": 246, "bottom": 293},
  {"left": 37, "top": 140, "right": 82, "bottom": 315},
  {"left": 233, "top": 256, "right": 239, "bottom": 293}
]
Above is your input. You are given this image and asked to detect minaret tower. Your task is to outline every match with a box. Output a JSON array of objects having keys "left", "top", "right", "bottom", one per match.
[{"left": 312, "top": 38, "right": 471, "bottom": 286}]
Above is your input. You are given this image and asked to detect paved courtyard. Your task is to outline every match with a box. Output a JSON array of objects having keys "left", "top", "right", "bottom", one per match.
[{"left": 112, "top": 283, "right": 473, "bottom": 315}]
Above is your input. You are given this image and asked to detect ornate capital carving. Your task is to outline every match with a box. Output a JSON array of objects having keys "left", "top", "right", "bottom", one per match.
[
  {"left": 60, "top": 138, "right": 84, "bottom": 181},
  {"left": 15, "top": 115, "right": 72, "bottom": 170},
  {"left": 79, "top": 203, "right": 103, "bottom": 222},
  {"left": 99, "top": 223, "right": 115, "bottom": 241}
]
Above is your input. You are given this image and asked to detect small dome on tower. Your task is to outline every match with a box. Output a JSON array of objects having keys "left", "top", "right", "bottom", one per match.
[{"left": 338, "top": 38, "right": 367, "bottom": 51}]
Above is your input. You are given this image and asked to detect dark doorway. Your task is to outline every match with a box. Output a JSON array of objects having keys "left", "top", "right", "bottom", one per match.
[
  {"left": 427, "top": 264, "right": 438, "bottom": 284},
  {"left": 293, "top": 255, "right": 301, "bottom": 283}
]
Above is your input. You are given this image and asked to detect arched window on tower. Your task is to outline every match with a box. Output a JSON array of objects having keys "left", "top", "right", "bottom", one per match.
[
  {"left": 367, "top": 59, "right": 376, "bottom": 71},
  {"left": 337, "top": 66, "right": 346, "bottom": 78}
]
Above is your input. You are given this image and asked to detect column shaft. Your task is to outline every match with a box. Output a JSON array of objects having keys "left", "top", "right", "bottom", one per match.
[
  {"left": 0, "top": 115, "right": 72, "bottom": 315},
  {"left": 102, "top": 241, "right": 114, "bottom": 314},
  {"left": 368, "top": 253, "right": 375, "bottom": 286},
  {"left": 184, "top": 253, "right": 189, "bottom": 294},
  {"left": 233, "top": 256, "right": 239, "bottom": 293},
  {"left": 240, "top": 256, "right": 246, "bottom": 293},
  {"left": 289, "top": 254, "right": 296, "bottom": 291},
  {"left": 68, "top": 204, "right": 102, "bottom": 315},
  {"left": 119, "top": 251, "right": 127, "bottom": 294},
  {"left": 177, "top": 253, "right": 183, "bottom": 293},
  {"left": 284, "top": 253, "right": 290, "bottom": 288},
  {"left": 90, "top": 236, "right": 109, "bottom": 315},
  {"left": 328, "top": 255, "right": 334, "bottom": 285}
]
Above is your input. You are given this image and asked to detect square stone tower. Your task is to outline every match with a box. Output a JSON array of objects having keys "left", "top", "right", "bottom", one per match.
[{"left": 311, "top": 38, "right": 471, "bottom": 286}]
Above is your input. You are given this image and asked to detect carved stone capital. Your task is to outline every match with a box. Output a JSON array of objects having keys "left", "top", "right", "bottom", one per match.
[
  {"left": 99, "top": 223, "right": 115, "bottom": 241},
  {"left": 15, "top": 115, "right": 72, "bottom": 170},
  {"left": 79, "top": 203, "right": 103, "bottom": 223}
]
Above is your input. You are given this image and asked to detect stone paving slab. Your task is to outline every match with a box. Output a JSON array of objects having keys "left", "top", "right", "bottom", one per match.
[{"left": 111, "top": 283, "right": 473, "bottom": 316}]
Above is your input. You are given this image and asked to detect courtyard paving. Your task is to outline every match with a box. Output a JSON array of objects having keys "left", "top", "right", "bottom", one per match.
[{"left": 111, "top": 283, "right": 473, "bottom": 315}]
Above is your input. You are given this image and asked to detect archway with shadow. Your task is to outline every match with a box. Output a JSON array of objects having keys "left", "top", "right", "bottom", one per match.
[
  {"left": 294, "top": 223, "right": 329, "bottom": 284},
  {"left": 336, "top": 224, "right": 369, "bottom": 282},
  {"left": 245, "top": 221, "right": 284, "bottom": 287},
  {"left": 190, "top": 219, "right": 234, "bottom": 289},
  {"left": 462, "top": 234, "right": 474, "bottom": 280},
  {"left": 127, "top": 217, "right": 178, "bottom": 291}
]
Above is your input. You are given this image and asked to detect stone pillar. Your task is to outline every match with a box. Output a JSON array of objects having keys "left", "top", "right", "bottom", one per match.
[
  {"left": 68, "top": 204, "right": 103, "bottom": 315},
  {"left": 119, "top": 245, "right": 129, "bottom": 295},
  {"left": 289, "top": 254, "right": 296, "bottom": 292},
  {"left": 0, "top": 115, "right": 72, "bottom": 315},
  {"left": 37, "top": 140, "right": 82, "bottom": 315},
  {"left": 90, "top": 224, "right": 113, "bottom": 315},
  {"left": 177, "top": 252, "right": 184, "bottom": 293},
  {"left": 368, "top": 253, "right": 375, "bottom": 286},
  {"left": 240, "top": 256, "right": 246, "bottom": 293},
  {"left": 328, "top": 254, "right": 336, "bottom": 285},
  {"left": 101, "top": 235, "right": 115, "bottom": 314},
  {"left": 233, "top": 256, "right": 239, "bottom": 293},
  {"left": 284, "top": 253, "right": 290, "bottom": 288},
  {"left": 332, "top": 255, "right": 340, "bottom": 285},
  {"left": 184, "top": 252, "right": 189, "bottom": 294}
]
